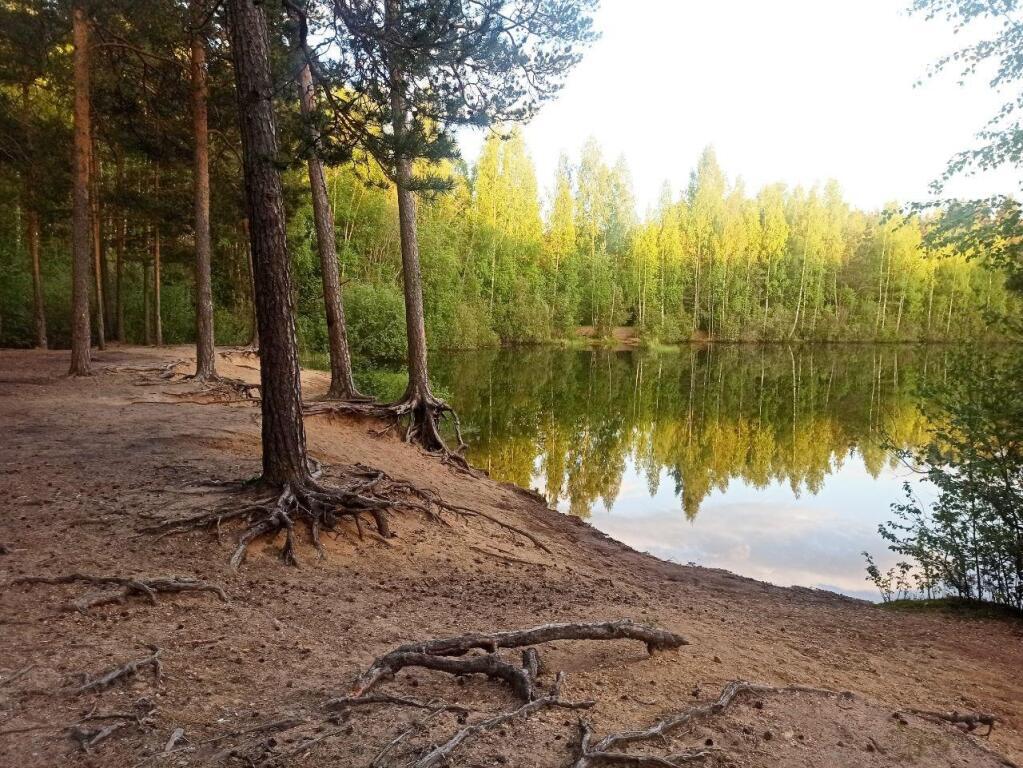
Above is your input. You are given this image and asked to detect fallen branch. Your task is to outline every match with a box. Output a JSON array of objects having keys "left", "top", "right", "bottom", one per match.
[
  {"left": 352, "top": 620, "right": 687, "bottom": 698},
  {"left": 75, "top": 646, "right": 162, "bottom": 694},
  {"left": 12, "top": 573, "right": 228, "bottom": 612}
]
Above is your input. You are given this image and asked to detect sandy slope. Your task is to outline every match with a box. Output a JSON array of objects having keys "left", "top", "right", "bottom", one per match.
[{"left": 0, "top": 345, "right": 1020, "bottom": 768}]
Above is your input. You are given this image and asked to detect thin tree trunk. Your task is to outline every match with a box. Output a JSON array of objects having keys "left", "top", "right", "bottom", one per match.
[
  {"left": 789, "top": 256, "right": 807, "bottom": 338},
  {"left": 21, "top": 83, "right": 47, "bottom": 349},
  {"left": 153, "top": 221, "right": 163, "bottom": 347},
  {"left": 692, "top": 249, "right": 700, "bottom": 336},
  {"left": 90, "top": 134, "right": 106, "bottom": 350},
  {"left": 191, "top": 13, "right": 217, "bottom": 379},
  {"left": 294, "top": 46, "right": 360, "bottom": 399},
  {"left": 115, "top": 207, "right": 126, "bottom": 341},
  {"left": 144, "top": 256, "right": 153, "bottom": 346},
  {"left": 69, "top": 0, "right": 92, "bottom": 375},
  {"left": 394, "top": 159, "right": 431, "bottom": 400},
  {"left": 875, "top": 232, "right": 887, "bottom": 334},
  {"left": 926, "top": 266, "right": 935, "bottom": 337},
  {"left": 27, "top": 209, "right": 47, "bottom": 348},
  {"left": 227, "top": 0, "right": 309, "bottom": 485}
]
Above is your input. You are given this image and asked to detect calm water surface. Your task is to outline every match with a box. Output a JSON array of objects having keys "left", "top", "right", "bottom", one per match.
[{"left": 354, "top": 345, "right": 961, "bottom": 600}]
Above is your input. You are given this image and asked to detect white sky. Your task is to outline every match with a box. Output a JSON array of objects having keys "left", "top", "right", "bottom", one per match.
[{"left": 459, "top": 0, "right": 1019, "bottom": 213}]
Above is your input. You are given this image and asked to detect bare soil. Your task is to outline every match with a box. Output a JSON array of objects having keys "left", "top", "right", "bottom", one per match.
[{"left": 1, "top": 345, "right": 1021, "bottom": 768}]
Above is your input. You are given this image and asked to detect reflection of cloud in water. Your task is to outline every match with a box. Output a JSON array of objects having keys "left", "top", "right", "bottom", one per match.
[{"left": 551, "top": 453, "right": 916, "bottom": 600}]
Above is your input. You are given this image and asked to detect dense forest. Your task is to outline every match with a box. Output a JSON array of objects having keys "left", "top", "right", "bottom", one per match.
[
  {"left": 3, "top": 130, "right": 1018, "bottom": 355},
  {"left": 0, "top": 4, "right": 1017, "bottom": 357}
]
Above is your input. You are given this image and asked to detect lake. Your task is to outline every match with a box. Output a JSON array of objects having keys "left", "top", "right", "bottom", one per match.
[{"left": 342, "top": 345, "right": 963, "bottom": 600}]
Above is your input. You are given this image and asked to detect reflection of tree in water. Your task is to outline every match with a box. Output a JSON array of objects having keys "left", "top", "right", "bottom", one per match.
[{"left": 430, "top": 345, "right": 944, "bottom": 520}]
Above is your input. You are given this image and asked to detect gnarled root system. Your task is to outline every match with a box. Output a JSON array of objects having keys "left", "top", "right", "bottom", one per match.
[
  {"left": 305, "top": 387, "right": 472, "bottom": 471},
  {"left": 144, "top": 463, "right": 545, "bottom": 568}
]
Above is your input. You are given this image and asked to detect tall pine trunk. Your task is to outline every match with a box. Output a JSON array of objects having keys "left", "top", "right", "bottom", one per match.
[
  {"left": 387, "top": 0, "right": 435, "bottom": 409},
  {"left": 191, "top": 13, "right": 217, "bottom": 379},
  {"left": 227, "top": 0, "right": 309, "bottom": 485},
  {"left": 394, "top": 156, "right": 431, "bottom": 400},
  {"left": 69, "top": 0, "right": 92, "bottom": 376},
  {"left": 295, "top": 55, "right": 360, "bottom": 399}
]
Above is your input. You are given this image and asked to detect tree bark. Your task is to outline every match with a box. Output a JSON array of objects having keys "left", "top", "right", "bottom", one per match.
[
  {"left": 395, "top": 159, "right": 432, "bottom": 401},
  {"left": 26, "top": 209, "right": 47, "bottom": 349},
  {"left": 190, "top": 12, "right": 217, "bottom": 379},
  {"left": 69, "top": 0, "right": 92, "bottom": 375},
  {"left": 227, "top": 0, "right": 309, "bottom": 485},
  {"left": 295, "top": 56, "right": 360, "bottom": 399}
]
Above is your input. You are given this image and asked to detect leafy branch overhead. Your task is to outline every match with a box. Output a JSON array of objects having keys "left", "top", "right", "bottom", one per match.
[{"left": 287, "top": 0, "right": 598, "bottom": 190}]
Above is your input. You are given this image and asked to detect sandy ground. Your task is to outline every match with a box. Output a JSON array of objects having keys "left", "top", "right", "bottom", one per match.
[{"left": 0, "top": 345, "right": 1021, "bottom": 768}]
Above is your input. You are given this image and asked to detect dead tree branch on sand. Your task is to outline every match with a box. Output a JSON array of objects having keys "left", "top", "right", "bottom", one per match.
[
  {"left": 142, "top": 463, "right": 550, "bottom": 569},
  {"left": 11, "top": 573, "right": 228, "bottom": 612},
  {"left": 74, "top": 646, "right": 162, "bottom": 694},
  {"left": 348, "top": 620, "right": 688, "bottom": 698}
]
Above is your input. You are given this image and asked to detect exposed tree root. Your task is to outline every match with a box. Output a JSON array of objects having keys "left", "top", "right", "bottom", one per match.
[
  {"left": 104, "top": 360, "right": 187, "bottom": 379},
  {"left": 900, "top": 708, "right": 1000, "bottom": 735},
  {"left": 325, "top": 693, "right": 469, "bottom": 714},
  {"left": 335, "top": 622, "right": 678, "bottom": 767},
  {"left": 350, "top": 620, "right": 688, "bottom": 698},
  {"left": 68, "top": 700, "right": 157, "bottom": 752},
  {"left": 11, "top": 573, "right": 228, "bottom": 612},
  {"left": 74, "top": 646, "right": 162, "bottom": 694},
  {"left": 0, "top": 664, "right": 36, "bottom": 688},
  {"left": 411, "top": 673, "right": 594, "bottom": 768},
  {"left": 69, "top": 720, "right": 131, "bottom": 751},
  {"left": 305, "top": 388, "right": 475, "bottom": 472},
  {"left": 571, "top": 680, "right": 853, "bottom": 767},
  {"left": 174, "top": 373, "right": 260, "bottom": 400},
  {"left": 143, "top": 463, "right": 549, "bottom": 568}
]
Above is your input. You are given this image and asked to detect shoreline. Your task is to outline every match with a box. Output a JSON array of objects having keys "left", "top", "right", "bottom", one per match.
[{"left": 1, "top": 345, "right": 1021, "bottom": 767}]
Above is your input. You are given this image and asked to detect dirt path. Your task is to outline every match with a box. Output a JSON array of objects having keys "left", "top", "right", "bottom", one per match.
[{"left": 1, "top": 346, "right": 1021, "bottom": 768}]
